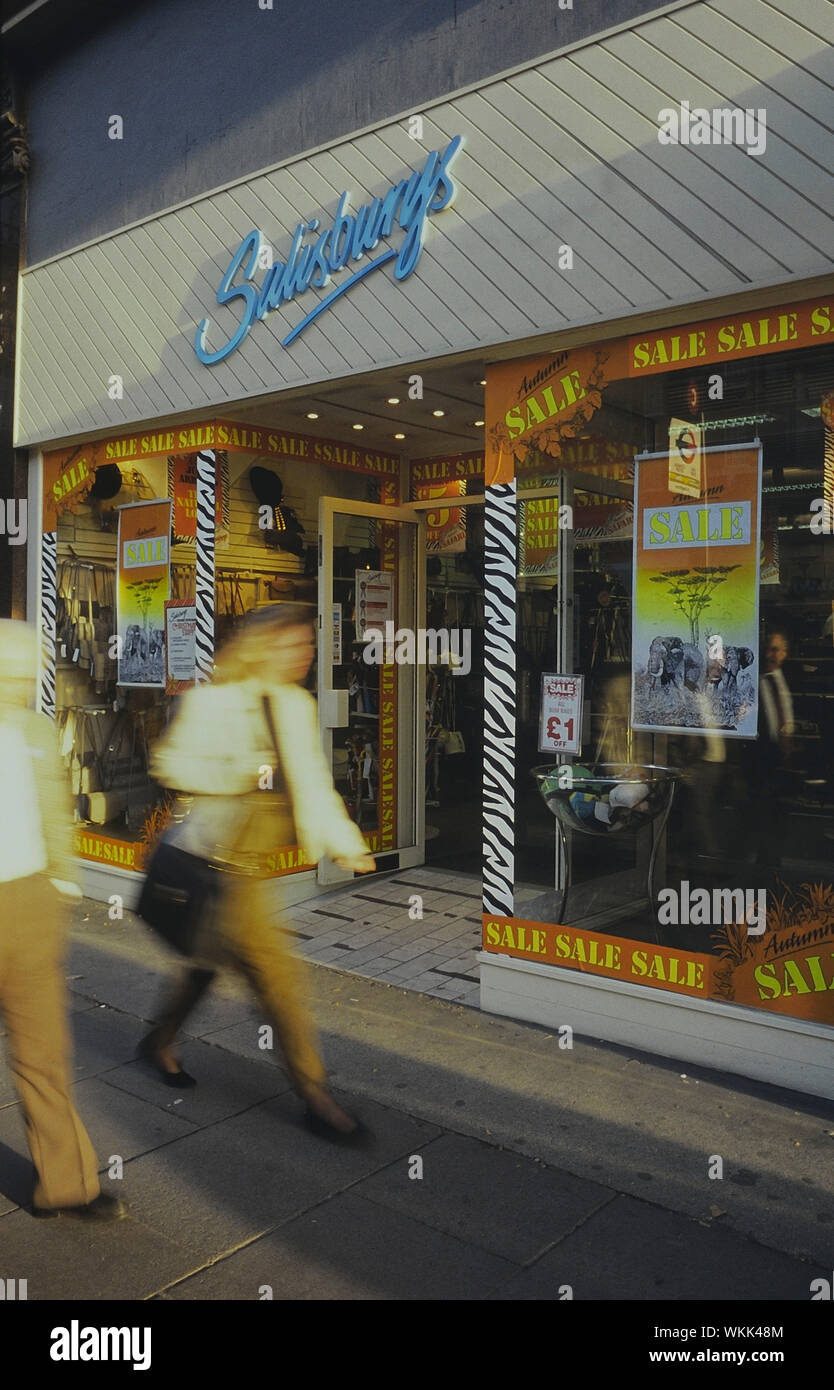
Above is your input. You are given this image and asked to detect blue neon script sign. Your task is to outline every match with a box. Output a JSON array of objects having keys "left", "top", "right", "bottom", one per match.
[{"left": 195, "top": 135, "right": 463, "bottom": 364}]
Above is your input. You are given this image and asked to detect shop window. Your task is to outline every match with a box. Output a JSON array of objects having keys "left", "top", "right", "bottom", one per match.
[
  {"left": 50, "top": 442, "right": 373, "bottom": 875},
  {"left": 502, "top": 336, "right": 834, "bottom": 1028}
]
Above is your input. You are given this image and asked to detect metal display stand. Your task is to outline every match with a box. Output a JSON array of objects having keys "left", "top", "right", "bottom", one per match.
[{"left": 532, "top": 763, "right": 680, "bottom": 940}]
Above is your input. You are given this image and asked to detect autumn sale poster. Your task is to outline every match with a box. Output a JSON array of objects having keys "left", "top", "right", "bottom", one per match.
[{"left": 631, "top": 444, "right": 762, "bottom": 738}]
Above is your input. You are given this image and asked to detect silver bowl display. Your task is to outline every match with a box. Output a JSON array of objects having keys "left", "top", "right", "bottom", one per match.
[{"left": 532, "top": 762, "right": 681, "bottom": 837}]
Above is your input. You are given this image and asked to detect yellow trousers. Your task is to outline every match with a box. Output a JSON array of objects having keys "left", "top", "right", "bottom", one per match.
[
  {"left": 155, "top": 874, "right": 327, "bottom": 1089},
  {"left": 0, "top": 876, "right": 100, "bottom": 1209}
]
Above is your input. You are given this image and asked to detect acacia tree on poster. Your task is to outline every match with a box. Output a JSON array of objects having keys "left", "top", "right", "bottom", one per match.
[
  {"left": 126, "top": 577, "right": 160, "bottom": 640},
  {"left": 648, "top": 564, "right": 740, "bottom": 646}
]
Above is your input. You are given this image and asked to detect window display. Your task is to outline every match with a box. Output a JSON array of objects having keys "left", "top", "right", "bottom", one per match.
[
  {"left": 483, "top": 301, "right": 834, "bottom": 1029},
  {"left": 43, "top": 422, "right": 395, "bottom": 877}
]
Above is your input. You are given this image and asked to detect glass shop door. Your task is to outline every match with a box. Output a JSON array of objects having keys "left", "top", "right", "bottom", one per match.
[{"left": 318, "top": 498, "right": 426, "bottom": 884}]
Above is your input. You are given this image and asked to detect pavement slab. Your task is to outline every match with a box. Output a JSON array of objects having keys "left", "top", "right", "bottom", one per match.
[
  {"left": 0, "top": 1133, "right": 29, "bottom": 1212},
  {"left": 70, "top": 1004, "right": 146, "bottom": 1080},
  {"left": 0, "top": 1081, "right": 198, "bottom": 1210},
  {"left": 487, "top": 1194, "right": 828, "bottom": 1301},
  {"left": 162, "top": 1190, "right": 516, "bottom": 1301},
  {"left": 356, "top": 1131, "right": 615, "bottom": 1264},
  {"left": 116, "top": 1090, "right": 439, "bottom": 1265},
  {"left": 0, "top": 1206, "right": 200, "bottom": 1301},
  {"left": 102, "top": 1037, "right": 294, "bottom": 1127},
  {"left": 0, "top": 1051, "right": 19, "bottom": 1110},
  {"left": 70, "top": 1076, "right": 197, "bottom": 1169}
]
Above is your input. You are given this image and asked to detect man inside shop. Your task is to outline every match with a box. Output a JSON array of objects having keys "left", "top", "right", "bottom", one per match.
[{"left": 749, "top": 629, "right": 795, "bottom": 873}]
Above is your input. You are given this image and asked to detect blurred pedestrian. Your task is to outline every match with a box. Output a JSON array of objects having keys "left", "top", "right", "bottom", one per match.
[
  {"left": 679, "top": 692, "right": 728, "bottom": 864},
  {"left": 144, "top": 604, "right": 376, "bottom": 1140},
  {"left": 0, "top": 620, "right": 126, "bottom": 1220},
  {"left": 759, "top": 629, "right": 795, "bottom": 754},
  {"left": 749, "top": 628, "right": 795, "bottom": 870}
]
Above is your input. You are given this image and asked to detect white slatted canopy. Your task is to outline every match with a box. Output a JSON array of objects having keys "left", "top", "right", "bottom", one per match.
[{"left": 15, "top": 0, "right": 834, "bottom": 448}]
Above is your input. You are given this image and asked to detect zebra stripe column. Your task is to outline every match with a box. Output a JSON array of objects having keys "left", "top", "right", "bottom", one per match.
[
  {"left": 195, "top": 449, "right": 216, "bottom": 684},
  {"left": 40, "top": 530, "right": 58, "bottom": 718},
  {"left": 482, "top": 481, "right": 517, "bottom": 918}
]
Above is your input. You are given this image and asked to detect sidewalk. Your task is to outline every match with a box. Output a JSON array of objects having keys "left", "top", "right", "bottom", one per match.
[{"left": 0, "top": 882, "right": 832, "bottom": 1301}]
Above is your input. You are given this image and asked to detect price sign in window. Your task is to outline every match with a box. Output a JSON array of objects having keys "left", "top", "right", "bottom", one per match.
[{"left": 538, "top": 674, "right": 584, "bottom": 754}]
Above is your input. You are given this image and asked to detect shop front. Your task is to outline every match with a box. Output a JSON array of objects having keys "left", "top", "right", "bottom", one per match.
[
  {"left": 26, "top": 285, "right": 834, "bottom": 1099},
  {"left": 14, "top": 0, "right": 834, "bottom": 1095}
]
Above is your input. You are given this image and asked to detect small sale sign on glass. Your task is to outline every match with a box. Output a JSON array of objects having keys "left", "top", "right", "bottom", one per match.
[{"left": 538, "top": 674, "right": 584, "bottom": 754}]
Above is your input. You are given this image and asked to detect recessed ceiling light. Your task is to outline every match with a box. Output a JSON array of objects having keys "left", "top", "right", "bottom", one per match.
[
  {"left": 394, "top": 432, "right": 405, "bottom": 440},
  {"left": 432, "top": 409, "right": 445, "bottom": 417},
  {"left": 478, "top": 379, "right": 486, "bottom": 386},
  {"left": 387, "top": 396, "right": 400, "bottom": 405},
  {"left": 352, "top": 423, "right": 364, "bottom": 430},
  {"left": 306, "top": 412, "right": 319, "bottom": 420},
  {"left": 473, "top": 419, "right": 484, "bottom": 427}
]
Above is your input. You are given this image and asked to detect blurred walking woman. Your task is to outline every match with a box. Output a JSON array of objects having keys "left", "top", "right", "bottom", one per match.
[
  {"left": 0, "top": 621, "right": 125, "bottom": 1219},
  {"left": 143, "top": 604, "right": 375, "bottom": 1138}
]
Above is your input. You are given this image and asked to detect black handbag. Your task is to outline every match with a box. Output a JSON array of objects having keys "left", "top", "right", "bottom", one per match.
[{"left": 136, "top": 839, "right": 225, "bottom": 957}]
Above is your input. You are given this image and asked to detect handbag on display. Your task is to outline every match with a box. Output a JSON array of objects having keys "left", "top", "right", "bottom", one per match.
[
  {"left": 442, "top": 729, "right": 466, "bottom": 755},
  {"left": 69, "top": 710, "right": 105, "bottom": 795},
  {"left": 86, "top": 788, "right": 129, "bottom": 824}
]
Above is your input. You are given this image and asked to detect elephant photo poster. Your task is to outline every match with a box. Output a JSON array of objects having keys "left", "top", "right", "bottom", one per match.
[
  {"left": 631, "top": 444, "right": 762, "bottom": 738},
  {"left": 117, "top": 499, "right": 172, "bottom": 687}
]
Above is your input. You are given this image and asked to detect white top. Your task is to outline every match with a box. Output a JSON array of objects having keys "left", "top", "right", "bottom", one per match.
[
  {"left": 151, "top": 679, "right": 369, "bottom": 864},
  {"left": 0, "top": 724, "right": 48, "bottom": 881}
]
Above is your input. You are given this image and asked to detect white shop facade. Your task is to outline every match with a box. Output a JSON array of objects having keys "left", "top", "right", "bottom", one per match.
[{"left": 15, "top": 1, "right": 834, "bottom": 1097}]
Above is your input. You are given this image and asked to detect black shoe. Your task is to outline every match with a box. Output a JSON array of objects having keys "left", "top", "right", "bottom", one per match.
[
  {"left": 33, "top": 1193, "right": 129, "bottom": 1222},
  {"left": 303, "top": 1107, "right": 373, "bottom": 1147},
  {"left": 136, "top": 1032, "right": 197, "bottom": 1088}
]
